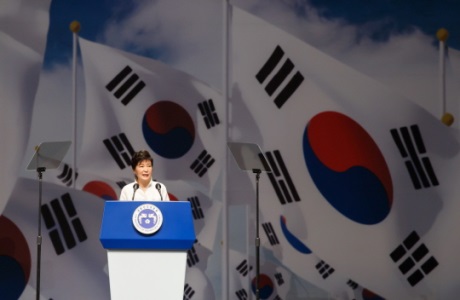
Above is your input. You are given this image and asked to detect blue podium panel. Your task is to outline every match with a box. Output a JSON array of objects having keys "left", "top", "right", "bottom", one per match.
[{"left": 100, "top": 201, "right": 196, "bottom": 250}]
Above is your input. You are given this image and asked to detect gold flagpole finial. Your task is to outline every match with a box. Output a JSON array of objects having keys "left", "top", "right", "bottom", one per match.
[
  {"left": 436, "top": 28, "right": 449, "bottom": 42},
  {"left": 441, "top": 112, "right": 454, "bottom": 126},
  {"left": 70, "top": 21, "right": 81, "bottom": 33}
]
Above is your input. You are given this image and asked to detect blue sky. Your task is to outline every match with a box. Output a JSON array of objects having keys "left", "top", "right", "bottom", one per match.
[
  {"left": 44, "top": 0, "right": 116, "bottom": 67},
  {"left": 43, "top": 0, "right": 460, "bottom": 68},
  {"left": 308, "top": 0, "right": 460, "bottom": 48},
  {"left": 44, "top": 0, "right": 143, "bottom": 67}
]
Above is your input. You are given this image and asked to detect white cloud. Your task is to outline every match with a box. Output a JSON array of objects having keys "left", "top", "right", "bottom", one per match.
[{"left": 102, "top": 0, "right": 224, "bottom": 90}]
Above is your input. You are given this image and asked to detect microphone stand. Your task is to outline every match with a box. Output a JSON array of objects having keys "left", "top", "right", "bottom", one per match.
[
  {"left": 156, "top": 183, "right": 163, "bottom": 201},
  {"left": 253, "top": 169, "right": 261, "bottom": 300},
  {"left": 36, "top": 166, "right": 46, "bottom": 300},
  {"left": 132, "top": 184, "right": 139, "bottom": 200}
]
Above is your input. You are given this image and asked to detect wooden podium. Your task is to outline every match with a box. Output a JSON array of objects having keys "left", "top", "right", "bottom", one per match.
[{"left": 100, "top": 201, "right": 196, "bottom": 300}]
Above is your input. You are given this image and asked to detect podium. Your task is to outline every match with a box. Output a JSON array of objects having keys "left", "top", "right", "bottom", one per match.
[{"left": 100, "top": 201, "right": 196, "bottom": 300}]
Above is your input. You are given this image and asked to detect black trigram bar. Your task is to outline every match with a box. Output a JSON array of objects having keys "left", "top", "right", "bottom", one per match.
[
  {"left": 198, "top": 99, "right": 220, "bottom": 129},
  {"left": 116, "top": 181, "right": 127, "bottom": 189},
  {"left": 262, "top": 222, "right": 280, "bottom": 246},
  {"left": 315, "top": 260, "right": 335, "bottom": 279},
  {"left": 187, "top": 246, "right": 199, "bottom": 267},
  {"left": 389, "top": 230, "right": 439, "bottom": 286},
  {"left": 272, "top": 296, "right": 282, "bottom": 300},
  {"left": 264, "top": 150, "right": 300, "bottom": 205},
  {"left": 188, "top": 196, "right": 204, "bottom": 220},
  {"left": 274, "top": 272, "right": 285, "bottom": 286},
  {"left": 183, "top": 284, "right": 195, "bottom": 300},
  {"left": 103, "top": 133, "right": 135, "bottom": 169},
  {"left": 236, "top": 259, "right": 251, "bottom": 277},
  {"left": 347, "top": 279, "right": 359, "bottom": 290},
  {"left": 106, "top": 65, "right": 146, "bottom": 106},
  {"left": 57, "top": 163, "right": 78, "bottom": 187},
  {"left": 390, "top": 125, "right": 439, "bottom": 189},
  {"left": 256, "top": 45, "right": 304, "bottom": 108},
  {"left": 41, "top": 193, "right": 87, "bottom": 255},
  {"left": 190, "top": 150, "right": 215, "bottom": 177},
  {"left": 236, "top": 289, "right": 248, "bottom": 300}
]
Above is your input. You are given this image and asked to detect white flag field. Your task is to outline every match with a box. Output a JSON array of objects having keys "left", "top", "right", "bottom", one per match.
[
  {"left": 229, "top": 248, "right": 292, "bottom": 300},
  {"left": 77, "top": 37, "right": 226, "bottom": 195},
  {"left": 184, "top": 241, "right": 216, "bottom": 299},
  {"left": 0, "top": 0, "right": 50, "bottom": 214},
  {"left": 1, "top": 177, "right": 110, "bottom": 299},
  {"left": 230, "top": 6, "right": 460, "bottom": 299},
  {"left": 446, "top": 46, "right": 460, "bottom": 117}
]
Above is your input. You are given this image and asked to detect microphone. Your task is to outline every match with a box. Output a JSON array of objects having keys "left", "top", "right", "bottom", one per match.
[
  {"left": 132, "top": 183, "right": 139, "bottom": 201},
  {"left": 155, "top": 183, "right": 163, "bottom": 201}
]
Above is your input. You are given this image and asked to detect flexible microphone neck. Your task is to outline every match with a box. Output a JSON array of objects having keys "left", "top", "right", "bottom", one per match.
[
  {"left": 155, "top": 183, "right": 163, "bottom": 201},
  {"left": 132, "top": 183, "right": 139, "bottom": 201}
]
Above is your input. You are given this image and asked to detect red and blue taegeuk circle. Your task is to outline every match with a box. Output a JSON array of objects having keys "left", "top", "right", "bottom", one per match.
[
  {"left": 82, "top": 180, "right": 117, "bottom": 200},
  {"left": 251, "top": 273, "right": 274, "bottom": 299},
  {"left": 0, "top": 216, "right": 31, "bottom": 299},
  {"left": 302, "top": 111, "right": 393, "bottom": 225},
  {"left": 363, "top": 288, "right": 385, "bottom": 300},
  {"left": 280, "top": 215, "right": 312, "bottom": 254},
  {"left": 168, "top": 193, "right": 178, "bottom": 201},
  {"left": 142, "top": 101, "right": 195, "bottom": 159}
]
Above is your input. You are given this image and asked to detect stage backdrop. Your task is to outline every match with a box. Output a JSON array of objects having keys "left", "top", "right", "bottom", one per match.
[{"left": 1, "top": 0, "right": 460, "bottom": 299}]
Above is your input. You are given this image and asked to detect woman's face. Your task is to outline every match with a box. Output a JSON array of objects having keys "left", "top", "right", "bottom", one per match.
[{"left": 134, "top": 159, "right": 153, "bottom": 183}]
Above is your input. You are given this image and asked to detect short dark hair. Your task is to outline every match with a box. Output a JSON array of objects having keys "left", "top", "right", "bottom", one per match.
[{"left": 131, "top": 150, "right": 153, "bottom": 170}]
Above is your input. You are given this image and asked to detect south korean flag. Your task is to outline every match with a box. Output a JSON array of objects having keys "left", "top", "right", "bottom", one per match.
[
  {"left": 231, "top": 6, "right": 460, "bottom": 299},
  {"left": 78, "top": 37, "right": 225, "bottom": 194}
]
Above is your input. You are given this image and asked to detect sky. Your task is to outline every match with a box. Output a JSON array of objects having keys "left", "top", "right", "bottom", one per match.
[
  {"left": 27, "top": 0, "right": 460, "bottom": 167},
  {"left": 307, "top": 0, "right": 460, "bottom": 48},
  {"left": 44, "top": 0, "right": 460, "bottom": 67},
  {"left": 39, "top": 0, "right": 460, "bottom": 110}
]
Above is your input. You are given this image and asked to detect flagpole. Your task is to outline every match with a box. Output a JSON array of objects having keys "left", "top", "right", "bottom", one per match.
[
  {"left": 35, "top": 160, "right": 45, "bottom": 300},
  {"left": 437, "top": 28, "right": 454, "bottom": 127},
  {"left": 437, "top": 28, "right": 447, "bottom": 117},
  {"left": 246, "top": 205, "right": 252, "bottom": 294},
  {"left": 222, "top": 0, "right": 230, "bottom": 299},
  {"left": 70, "top": 21, "right": 80, "bottom": 189}
]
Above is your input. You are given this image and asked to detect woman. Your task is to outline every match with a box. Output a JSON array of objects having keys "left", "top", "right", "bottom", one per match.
[{"left": 119, "top": 150, "right": 170, "bottom": 201}]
